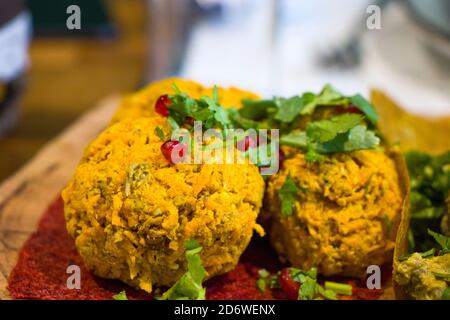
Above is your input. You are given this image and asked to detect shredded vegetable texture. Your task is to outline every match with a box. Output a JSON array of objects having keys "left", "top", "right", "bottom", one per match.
[
  {"left": 257, "top": 267, "right": 352, "bottom": 300},
  {"left": 405, "top": 151, "right": 450, "bottom": 252},
  {"left": 158, "top": 240, "right": 206, "bottom": 300}
]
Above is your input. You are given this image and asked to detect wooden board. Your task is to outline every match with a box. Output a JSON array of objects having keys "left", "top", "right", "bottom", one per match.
[{"left": 0, "top": 96, "right": 119, "bottom": 299}]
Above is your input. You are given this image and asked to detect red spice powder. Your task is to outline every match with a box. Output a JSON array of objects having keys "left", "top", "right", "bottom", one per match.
[{"left": 7, "top": 197, "right": 384, "bottom": 300}]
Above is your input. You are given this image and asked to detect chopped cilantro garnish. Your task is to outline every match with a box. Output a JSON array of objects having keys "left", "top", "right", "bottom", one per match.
[
  {"left": 113, "top": 290, "right": 128, "bottom": 300},
  {"left": 278, "top": 174, "right": 300, "bottom": 217},
  {"left": 257, "top": 267, "right": 348, "bottom": 300},
  {"left": 279, "top": 120, "right": 379, "bottom": 163},
  {"left": 256, "top": 269, "right": 270, "bottom": 292},
  {"left": 405, "top": 151, "right": 450, "bottom": 252},
  {"left": 398, "top": 248, "right": 436, "bottom": 262},
  {"left": 324, "top": 281, "right": 353, "bottom": 296},
  {"left": 154, "top": 126, "right": 165, "bottom": 141},
  {"left": 298, "top": 277, "right": 317, "bottom": 300},
  {"left": 158, "top": 240, "right": 206, "bottom": 300},
  {"left": 428, "top": 229, "right": 450, "bottom": 255},
  {"left": 166, "top": 84, "right": 380, "bottom": 160},
  {"left": 349, "top": 94, "right": 379, "bottom": 124},
  {"left": 306, "top": 114, "right": 363, "bottom": 143},
  {"left": 274, "top": 96, "right": 305, "bottom": 123},
  {"left": 432, "top": 272, "right": 450, "bottom": 281},
  {"left": 442, "top": 287, "right": 450, "bottom": 300},
  {"left": 399, "top": 229, "right": 449, "bottom": 261},
  {"left": 279, "top": 131, "right": 307, "bottom": 148},
  {"left": 315, "top": 125, "right": 380, "bottom": 154},
  {"left": 168, "top": 84, "right": 232, "bottom": 130}
]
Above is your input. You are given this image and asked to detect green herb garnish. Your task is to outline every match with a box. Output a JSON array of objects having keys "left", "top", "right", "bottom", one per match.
[
  {"left": 158, "top": 240, "right": 206, "bottom": 300},
  {"left": 324, "top": 281, "right": 353, "bottom": 296},
  {"left": 398, "top": 248, "right": 436, "bottom": 262},
  {"left": 442, "top": 287, "right": 450, "bottom": 300},
  {"left": 406, "top": 150, "right": 450, "bottom": 252},
  {"left": 278, "top": 174, "right": 300, "bottom": 217},
  {"left": 155, "top": 126, "right": 165, "bottom": 141},
  {"left": 428, "top": 229, "right": 450, "bottom": 255},
  {"left": 256, "top": 269, "right": 270, "bottom": 292},
  {"left": 168, "top": 84, "right": 231, "bottom": 130},
  {"left": 432, "top": 272, "right": 450, "bottom": 281},
  {"left": 239, "top": 84, "right": 378, "bottom": 126},
  {"left": 113, "top": 290, "right": 128, "bottom": 300}
]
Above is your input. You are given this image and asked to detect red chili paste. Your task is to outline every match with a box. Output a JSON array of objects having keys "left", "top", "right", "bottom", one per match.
[{"left": 7, "top": 197, "right": 384, "bottom": 300}]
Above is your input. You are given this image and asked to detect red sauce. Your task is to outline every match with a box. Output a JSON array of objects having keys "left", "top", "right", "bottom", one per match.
[{"left": 7, "top": 197, "right": 385, "bottom": 300}]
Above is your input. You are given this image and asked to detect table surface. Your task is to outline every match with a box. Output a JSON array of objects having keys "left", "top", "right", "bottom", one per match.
[{"left": 0, "top": 0, "right": 147, "bottom": 183}]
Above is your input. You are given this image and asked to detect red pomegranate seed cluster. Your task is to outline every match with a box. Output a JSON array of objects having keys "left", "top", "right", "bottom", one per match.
[
  {"left": 160, "top": 140, "right": 187, "bottom": 164},
  {"left": 155, "top": 94, "right": 171, "bottom": 117},
  {"left": 279, "top": 268, "right": 300, "bottom": 300}
]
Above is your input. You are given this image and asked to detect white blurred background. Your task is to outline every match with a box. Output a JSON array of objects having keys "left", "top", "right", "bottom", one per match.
[{"left": 170, "top": 0, "right": 450, "bottom": 115}]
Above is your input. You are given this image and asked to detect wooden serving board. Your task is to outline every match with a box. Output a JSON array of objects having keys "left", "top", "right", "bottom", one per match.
[{"left": 0, "top": 96, "right": 119, "bottom": 299}]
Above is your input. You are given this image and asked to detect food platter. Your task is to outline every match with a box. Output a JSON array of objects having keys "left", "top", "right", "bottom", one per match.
[{"left": 0, "top": 80, "right": 449, "bottom": 300}]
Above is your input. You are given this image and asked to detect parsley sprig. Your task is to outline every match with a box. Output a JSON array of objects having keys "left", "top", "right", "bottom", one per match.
[
  {"left": 399, "top": 229, "right": 450, "bottom": 261},
  {"left": 257, "top": 267, "right": 352, "bottom": 300},
  {"left": 167, "top": 84, "right": 381, "bottom": 161},
  {"left": 168, "top": 85, "right": 232, "bottom": 130},
  {"left": 233, "top": 84, "right": 381, "bottom": 161},
  {"left": 278, "top": 173, "right": 308, "bottom": 217},
  {"left": 157, "top": 240, "right": 206, "bottom": 300}
]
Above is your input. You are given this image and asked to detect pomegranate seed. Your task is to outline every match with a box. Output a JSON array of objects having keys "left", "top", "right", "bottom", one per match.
[
  {"left": 335, "top": 104, "right": 362, "bottom": 115},
  {"left": 155, "top": 94, "right": 171, "bottom": 117},
  {"left": 161, "top": 140, "right": 186, "bottom": 164},
  {"left": 280, "top": 268, "right": 300, "bottom": 300},
  {"left": 237, "top": 136, "right": 257, "bottom": 151}
]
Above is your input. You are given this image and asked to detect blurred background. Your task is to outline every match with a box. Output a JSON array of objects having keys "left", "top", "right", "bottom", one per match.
[{"left": 0, "top": 0, "right": 449, "bottom": 182}]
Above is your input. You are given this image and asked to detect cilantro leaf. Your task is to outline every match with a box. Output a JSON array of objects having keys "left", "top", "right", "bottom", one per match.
[
  {"left": 305, "top": 143, "right": 325, "bottom": 162},
  {"left": 278, "top": 174, "right": 300, "bottom": 217},
  {"left": 317, "top": 125, "right": 380, "bottom": 153},
  {"left": 154, "top": 126, "right": 165, "bottom": 141},
  {"left": 274, "top": 96, "right": 304, "bottom": 123},
  {"left": 300, "top": 85, "right": 348, "bottom": 115},
  {"left": 428, "top": 229, "right": 450, "bottom": 255},
  {"left": 350, "top": 94, "right": 378, "bottom": 125},
  {"left": 405, "top": 151, "right": 450, "bottom": 252},
  {"left": 256, "top": 269, "right": 270, "bottom": 292},
  {"left": 240, "top": 99, "right": 277, "bottom": 120},
  {"left": 167, "top": 116, "right": 180, "bottom": 129},
  {"left": 324, "top": 281, "right": 353, "bottom": 296},
  {"left": 306, "top": 114, "right": 363, "bottom": 143},
  {"left": 442, "top": 287, "right": 450, "bottom": 300},
  {"left": 229, "top": 109, "right": 261, "bottom": 130},
  {"left": 168, "top": 84, "right": 232, "bottom": 130},
  {"left": 158, "top": 240, "right": 206, "bottom": 300},
  {"left": 398, "top": 248, "right": 436, "bottom": 262},
  {"left": 298, "top": 277, "right": 317, "bottom": 300},
  {"left": 113, "top": 290, "right": 128, "bottom": 300},
  {"left": 280, "top": 131, "right": 307, "bottom": 148}
]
